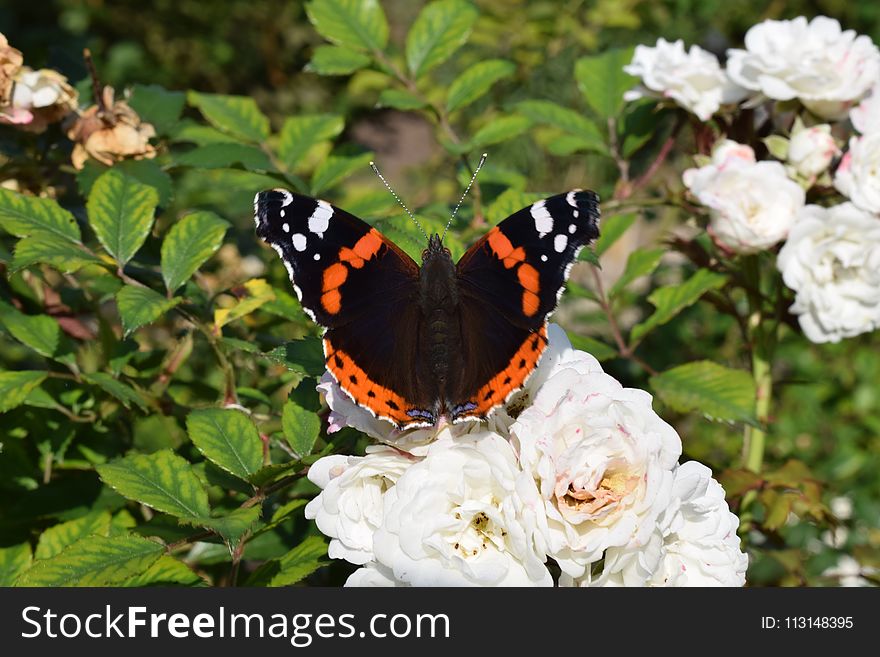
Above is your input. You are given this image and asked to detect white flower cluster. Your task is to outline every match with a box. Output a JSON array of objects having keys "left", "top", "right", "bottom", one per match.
[
  {"left": 305, "top": 325, "right": 748, "bottom": 587},
  {"left": 628, "top": 16, "right": 880, "bottom": 344}
]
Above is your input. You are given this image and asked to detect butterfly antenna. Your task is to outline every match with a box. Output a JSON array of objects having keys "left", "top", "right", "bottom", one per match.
[
  {"left": 369, "top": 160, "right": 429, "bottom": 241},
  {"left": 441, "top": 153, "right": 488, "bottom": 242}
]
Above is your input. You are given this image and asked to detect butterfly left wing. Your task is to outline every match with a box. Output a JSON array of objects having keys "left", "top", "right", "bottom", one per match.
[{"left": 450, "top": 190, "right": 600, "bottom": 422}]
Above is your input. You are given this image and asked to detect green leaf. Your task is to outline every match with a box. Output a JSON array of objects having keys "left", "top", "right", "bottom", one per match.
[
  {"left": 16, "top": 534, "right": 164, "bottom": 587},
  {"left": 187, "top": 91, "right": 270, "bottom": 143},
  {"left": 11, "top": 234, "right": 101, "bottom": 273},
  {"left": 198, "top": 507, "right": 261, "bottom": 547},
  {"left": 171, "top": 120, "right": 243, "bottom": 145},
  {"left": 307, "top": 45, "right": 372, "bottom": 75},
  {"left": 87, "top": 169, "right": 159, "bottom": 266},
  {"left": 282, "top": 400, "right": 321, "bottom": 457},
  {"left": 35, "top": 510, "right": 113, "bottom": 560},
  {"left": 186, "top": 408, "right": 263, "bottom": 481},
  {"left": 609, "top": 247, "right": 665, "bottom": 297},
  {"left": 310, "top": 152, "right": 374, "bottom": 195},
  {"left": 213, "top": 278, "right": 275, "bottom": 328},
  {"left": 77, "top": 159, "right": 174, "bottom": 207},
  {"left": 96, "top": 449, "right": 211, "bottom": 519},
  {"left": 406, "top": 0, "right": 479, "bottom": 78},
  {"left": 0, "top": 301, "right": 60, "bottom": 358},
  {"left": 262, "top": 337, "right": 327, "bottom": 378},
  {"left": 256, "top": 499, "right": 308, "bottom": 535},
  {"left": 116, "top": 285, "right": 181, "bottom": 337},
  {"left": 0, "top": 543, "right": 32, "bottom": 586},
  {"left": 175, "top": 143, "right": 272, "bottom": 170},
  {"left": 447, "top": 59, "right": 515, "bottom": 113},
  {"left": 0, "top": 371, "right": 47, "bottom": 413},
  {"left": 377, "top": 88, "right": 427, "bottom": 110},
  {"left": 630, "top": 269, "right": 727, "bottom": 344},
  {"left": 305, "top": 0, "right": 389, "bottom": 52},
  {"left": 246, "top": 535, "right": 327, "bottom": 587},
  {"left": 575, "top": 48, "right": 636, "bottom": 120},
  {"left": 486, "top": 189, "right": 547, "bottom": 225},
  {"left": 594, "top": 212, "right": 637, "bottom": 257},
  {"left": 129, "top": 84, "right": 186, "bottom": 135},
  {"left": 516, "top": 100, "right": 606, "bottom": 154},
  {"left": 0, "top": 189, "right": 80, "bottom": 242},
  {"left": 764, "top": 135, "right": 790, "bottom": 161},
  {"left": 161, "top": 210, "right": 229, "bottom": 293},
  {"left": 650, "top": 361, "right": 757, "bottom": 425},
  {"left": 83, "top": 372, "right": 148, "bottom": 411},
  {"left": 120, "top": 555, "right": 204, "bottom": 587},
  {"left": 248, "top": 461, "right": 302, "bottom": 489},
  {"left": 278, "top": 114, "right": 345, "bottom": 172},
  {"left": 568, "top": 334, "right": 617, "bottom": 361},
  {"left": 470, "top": 114, "right": 531, "bottom": 150}
]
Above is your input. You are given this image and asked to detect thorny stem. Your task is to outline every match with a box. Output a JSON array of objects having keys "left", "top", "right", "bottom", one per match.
[{"left": 83, "top": 48, "right": 112, "bottom": 121}]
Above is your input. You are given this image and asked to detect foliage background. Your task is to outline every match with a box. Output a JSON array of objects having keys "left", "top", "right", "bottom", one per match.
[{"left": 0, "top": 0, "right": 878, "bottom": 587}]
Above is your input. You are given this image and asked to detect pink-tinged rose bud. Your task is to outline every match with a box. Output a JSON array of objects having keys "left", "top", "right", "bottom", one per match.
[{"left": 787, "top": 123, "right": 839, "bottom": 177}]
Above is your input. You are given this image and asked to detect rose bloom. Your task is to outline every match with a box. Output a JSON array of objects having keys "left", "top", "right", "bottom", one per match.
[
  {"left": 777, "top": 203, "right": 880, "bottom": 343},
  {"left": 510, "top": 360, "right": 681, "bottom": 579},
  {"left": 1, "top": 67, "right": 77, "bottom": 132},
  {"left": 304, "top": 446, "right": 416, "bottom": 565},
  {"left": 371, "top": 432, "right": 552, "bottom": 586},
  {"left": 726, "top": 16, "right": 880, "bottom": 119},
  {"left": 624, "top": 38, "right": 747, "bottom": 121},
  {"left": 834, "top": 134, "right": 880, "bottom": 213},
  {"left": 787, "top": 123, "right": 839, "bottom": 178},
  {"left": 560, "top": 461, "right": 748, "bottom": 587},
  {"left": 345, "top": 562, "right": 405, "bottom": 587},
  {"left": 683, "top": 140, "right": 805, "bottom": 253},
  {"left": 0, "top": 33, "right": 23, "bottom": 108},
  {"left": 850, "top": 88, "right": 880, "bottom": 135}
]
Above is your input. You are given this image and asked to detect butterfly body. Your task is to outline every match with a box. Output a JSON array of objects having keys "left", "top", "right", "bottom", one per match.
[{"left": 254, "top": 188, "right": 600, "bottom": 430}]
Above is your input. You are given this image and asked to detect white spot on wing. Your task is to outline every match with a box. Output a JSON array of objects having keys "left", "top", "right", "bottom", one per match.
[
  {"left": 292, "top": 233, "right": 307, "bottom": 252},
  {"left": 530, "top": 201, "right": 553, "bottom": 238},
  {"left": 277, "top": 189, "right": 293, "bottom": 206},
  {"left": 569, "top": 224, "right": 577, "bottom": 234},
  {"left": 554, "top": 234, "right": 568, "bottom": 253},
  {"left": 309, "top": 200, "right": 333, "bottom": 238},
  {"left": 282, "top": 223, "right": 290, "bottom": 233},
  {"left": 566, "top": 191, "right": 578, "bottom": 207},
  {"left": 280, "top": 209, "right": 286, "bottom": 218},
  {"left": 541, "top": 254, "right": 548, "bottom": 262},
  {"left": 313, "top": 253, "right": 321, "bottom": 261},
  {"left": 573, "top": 210, "right": 579, "bottom": 218}
]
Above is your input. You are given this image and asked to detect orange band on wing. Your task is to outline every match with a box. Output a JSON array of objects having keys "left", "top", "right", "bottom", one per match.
[
  {"left": 339, "top": 229, "right": 383, "bottom": 269},
  {"left": 323, "top": 262, "right": 348, "bottom": 291},
  {"left": 321, "top": 289, "right": 341, "bottom": 314}
]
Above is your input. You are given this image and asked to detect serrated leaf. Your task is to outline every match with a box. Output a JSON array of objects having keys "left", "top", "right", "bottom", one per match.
[
  {"left": 16, "top": 534, "right": 164, "bottom": 587},
  {"left": 76, "top": 159, "right": 173, "bottom": 208},
  {"left": 257, "top": 499, "right": 308, "bottom": 535},
  {"left": 96, "top": 449, "right": 210, "bottom": 519},
  {"left": 282, "top": 400, "right": 321, "bottom": 457},
  {"left": 262, "top": 336, "right": 327, "bottom": 378},
  {"left": 575, "top": 48, "right": 636, "bottom": 120},
  {"left": 10, "top": 234, "right": 101, "bottom": 273},
  {"left": 188, "top": 91, "right": 270, "bottom": 143},
  {"left": 568, "top": 334, "right": 617, "bottom": 361},
  {"left": 377, "top": 88, "right": 427, "bottom": 110},
  {"left": 406, "top": 0, "right": 478, "bottom": 78},
  {"left": 0, "top": 371, "right": 47, "bottom": 413},
  {"left": 0, "top": 301, "right": 60, "bottom": 358},
  {"left": 186, "top": 408, "right": 263, "bottom": 481},
  {"left": 245, "top": 535, "right": 327, "bottom": 587},
  {"left": 175, "top": 143, "right": 272, "bottom": 170},
  {"left": 278, "top": 114, "right": 345, "bottom": 172},
  {"left": 213, "top": 278, "right": 275, "bottom": 328},
  {"left": 594, "top": 212, "right": 637, "bottom": 257},
  {"left": 516, "top": 100, "right": 606, "bottom": 154},
  {"left": 447, "top": 59, "right": 515, "bottom": 113},
  {"left": 486, "top": 189, "right": 547, "bottom": 225},
  {"left": 116, "top": 285, "right": 181, "bottom": 336},
  {"left": 305, "top": 0, "right": 389, "bottom": 52},
  {"left": 24, "top": 385, "right": 56, "bottom": 409},
  {"left": 248, "top": 461, "right": 302, "bottom": 488},
  {"left": 171, "top": 120, "right": 243, "bottom": 145},
  {"left": 0, "top": 189, "right": 80, "bottom": 242},
  {"left": 83, "top": 372, "right": 148, "bottom": 411},
  {"left": 35, "top": 510, "right": 113, "bottom": 560},
  {"left": 129, "top": 84, "right": 185, "bottom": 135},
  {"left": 87, "top": 169, "right": 159, "bottom": 266},
  {"left": 120, "top": 555, "right": 204, "bottom": 587},
  {"left": 0, "top": 543, "right": 32, "bottom": 586},
  {"left": 650, "top": 360, "right": 757, "bottom": 425},
  {"left": 609, "top": 247, "right": 664, "bottom": 297},
  {"left": 719, "top": 468, "right": 763, "bottom": 497},
  {"left": 161, "top": 211, "right": 229, "bottom": 293},
  {"left": 469, "top": 115, "right": 531, "bottom": 150},
  {"left": 310, "top": 152, "right": 374, "bottom": 195},
  {"left": 631, "top": 269, "right": 727, "bottom": 344},
  {"left": 308, "top": 44, "right": 372, "bottom": 75},
  {"left": 198, "top": 507, "right": 262, "bottom": 547}
]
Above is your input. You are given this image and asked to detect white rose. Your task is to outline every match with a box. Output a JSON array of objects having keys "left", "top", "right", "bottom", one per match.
[
  {"left": 624, "top": 38, "right": 747, "bottom": 121},
  {"left": 304, "top": 446, "right": 417, "bottom": 565},
  {"left": 372, "top": 432, "right": 552, "bottom": 586},
  {"left": 684, "top": 142, "right": 805, "bottom": 253},
  {"left": 11, "top": 67, "right": 68, "bottom": 109},
  {"left": 787, "top": 123, "right": 839, "bottom": 178},
  {"left": 345, "top": 562, "right": 406, "bottom": 587},
  {"left": 511, "top": 364, "right": 681, "bottom": 579},
  {"left": 834, "top": 134, "right": 880, "bottom": 213},
  {"left": 777, "top": 203, "right": 880, "bottom": 343},
  {"left": 850, "top": 88, "right": 880, "bottom": 135},
  {"left": 726, "top": 16, "right": 880, "bottom": 119}
]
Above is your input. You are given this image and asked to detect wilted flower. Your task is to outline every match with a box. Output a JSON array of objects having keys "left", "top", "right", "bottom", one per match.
[
  {"left": 66, "top": 85, "right": 156, "bottom": 170},
  {"left": 624, "top": 38, "right": 747, "bottom": 121},
  {"left": 2, "top": 67, "right": 78, "bottom": 132},
  {"left": 777, "top": 202, "right": 880, "bottom": 343},
  {"left": 726, "top": 16, "right": 880, "bottom": 119},
  {"left": 834, "top": 133, "right": 880, "bottom": 213},
  {"left": 787, "top": 122, "right": 839, "bottom": 179},
  {"left": 0, "top": 33, "right": 23, "bottom": 108}
]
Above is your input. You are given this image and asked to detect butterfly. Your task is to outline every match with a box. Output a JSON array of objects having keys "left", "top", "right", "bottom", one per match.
[{"left": 254, "top": 187, "right": 600, "bottom": 429}]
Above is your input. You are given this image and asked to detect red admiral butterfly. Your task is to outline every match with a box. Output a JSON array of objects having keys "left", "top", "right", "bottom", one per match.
[{"left": 254, "top": 185, "right": 600, "bottom": 429}]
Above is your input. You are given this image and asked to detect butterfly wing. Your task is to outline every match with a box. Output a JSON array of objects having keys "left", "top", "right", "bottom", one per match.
[
  {"left": 450, "top": 190, "right": 600, "bottom": 422},
  {"left": 254, "top": 189, "right": 433, "bottom": 427}
]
